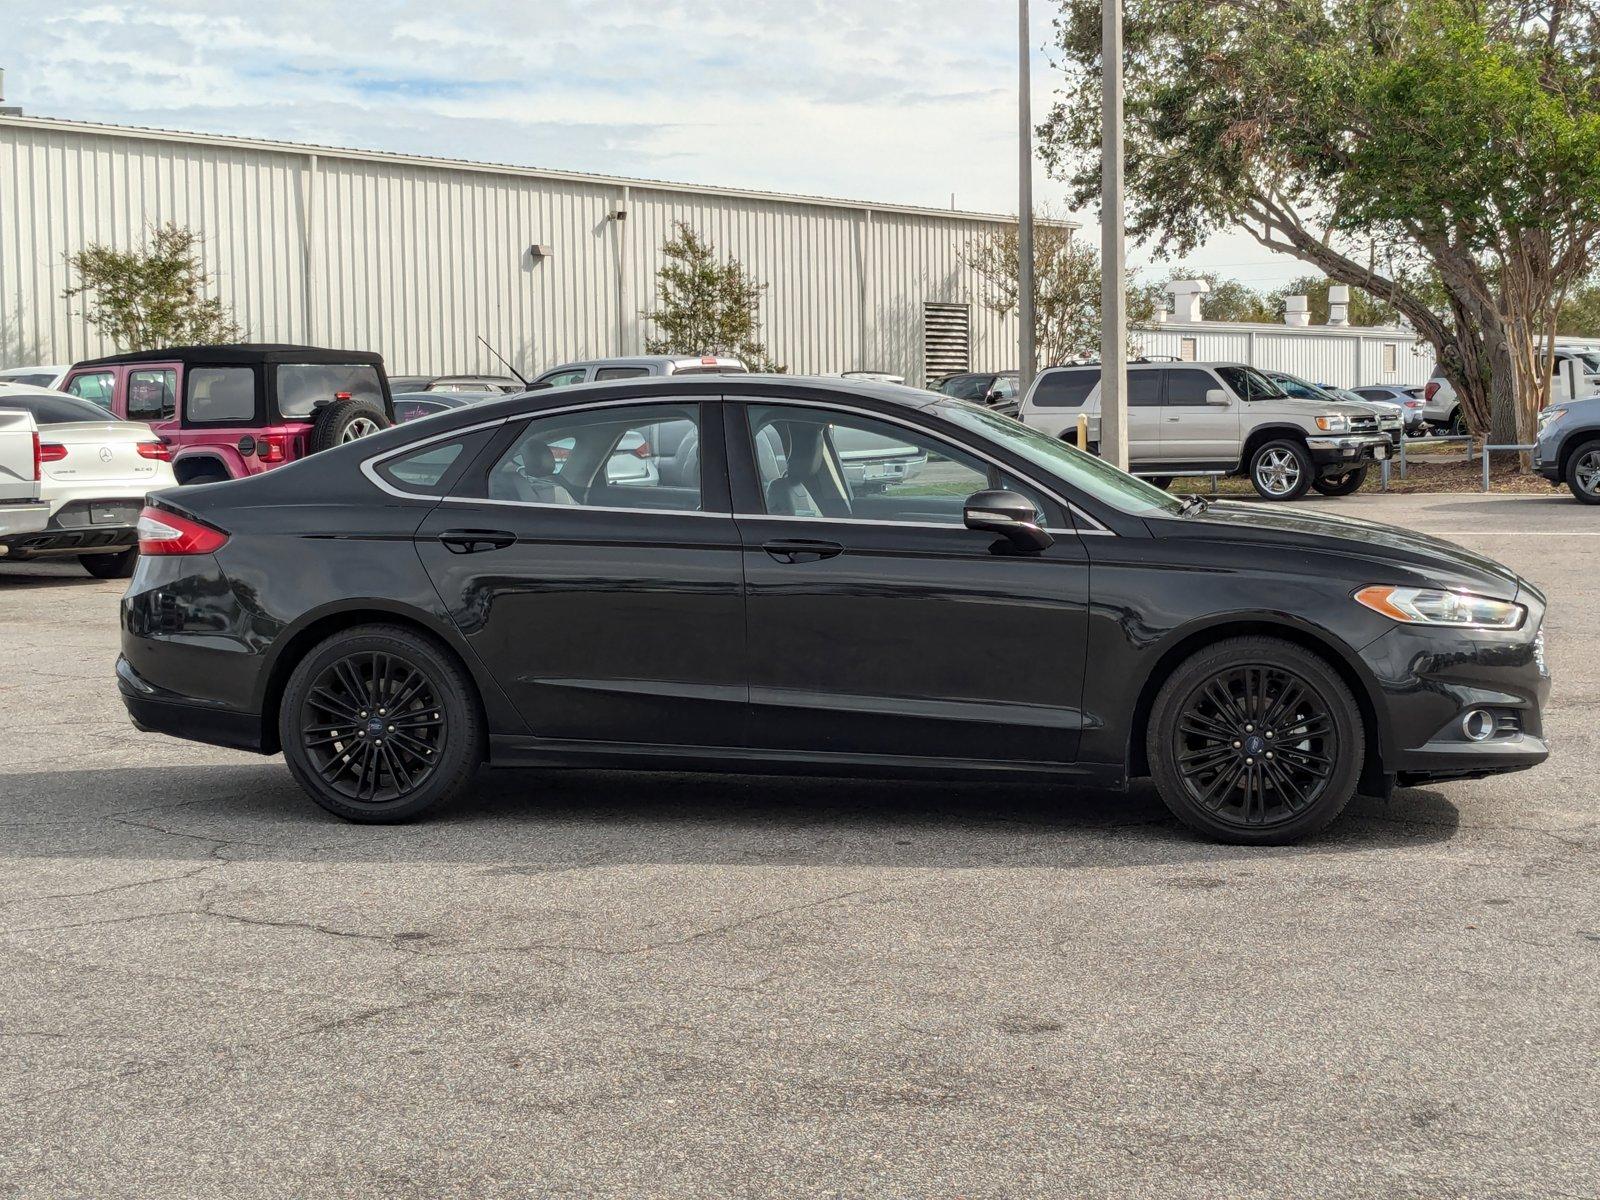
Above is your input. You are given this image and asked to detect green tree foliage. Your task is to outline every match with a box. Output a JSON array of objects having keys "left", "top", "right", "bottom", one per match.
[
  {"left": 963, "top": 212, "right": 1159, "bottom": 364},
  {"left": 643, "top": 223, "right": 780, "bottom": 371},
  {"left": 1041, "top": 0, "right": 1600, "bottom": 441},
  {"left": 63, "top": 222, "right": 242, "bottom": 351},
  {"left": 1558, "top": 277, "right": 1600, "bottom": 336}
]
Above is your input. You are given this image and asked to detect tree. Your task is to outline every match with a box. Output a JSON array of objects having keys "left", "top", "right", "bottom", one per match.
[
  {"left": 643, "top": 223, "right": 780, "bottom": 370},
  {"left": 63, "top": 222, "right": 242, "bottom": 351},
  {"left": 963, "top": 212, "right": 1158, "bottom": 364},
  {"left": 1558, "top": 277, "right": 1600, "bottom": 336},
  {"left": 1271, "top": 276, "right": 1399, "bottom": 327},
  {"left": 1040, "top": 0, "right": 1600, "bottom": 442}
]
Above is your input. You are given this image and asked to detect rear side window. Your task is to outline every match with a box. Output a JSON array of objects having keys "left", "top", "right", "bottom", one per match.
[
  {"left": 128, "top": 369, "right": 177, "bottom": 420},
  {"left": 66, "top": 371, "right": 116, "bottom": 408},
  {"left": 1128, "top": 370, "right": 1162, "bottom": 407},
  {"left": 187, "top": 367, "right": 257, "bottom": 423},
  {"left": 277, "top": 363, "right": 383, "bottom": 418},
  {"left": 1030, "top": 369, "right": 1096, "bottom": 408},
  {"left": 595, "top": 366, "right": 650, "bottom": 380}
]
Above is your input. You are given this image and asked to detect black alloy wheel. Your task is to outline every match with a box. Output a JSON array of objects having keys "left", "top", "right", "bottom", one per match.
[
  {"left": 280, "top": 624, "right": 481, "bottom": 821},
  {"left": 1148, "top": 637, "right": 1363, "bottom": 844},
  {"left": 1311, "top": 466, "right": 1368, "bottom": 497}
]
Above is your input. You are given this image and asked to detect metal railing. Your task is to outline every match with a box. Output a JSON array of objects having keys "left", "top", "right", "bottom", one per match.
[{"left": 1378, "top": 434, "right": 1537, "bottom": 492}]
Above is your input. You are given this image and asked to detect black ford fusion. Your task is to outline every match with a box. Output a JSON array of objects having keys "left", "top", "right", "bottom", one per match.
[{"left": 118, "top": 376, "right": 1549, "bottom": 844}]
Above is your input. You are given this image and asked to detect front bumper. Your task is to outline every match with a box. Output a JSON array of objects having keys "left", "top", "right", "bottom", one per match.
[
  {"left": 1306, "top": 434, "right": 1390, "bottom": 471},
  {"left": 1357, "top": 591, "right": 1550, "bottom": 786}
]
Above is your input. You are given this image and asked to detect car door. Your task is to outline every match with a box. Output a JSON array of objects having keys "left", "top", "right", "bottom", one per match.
[
  {"left": 414, "top": 397, "right": 748, "bottom": 748},
  {"left": 728, "top": 398, "right": 1090, "bottom": 764},
  {"left": 1122, "top": 367, "right": 1165, "bottom": 466},
  {"left": 1159, "top": 367, "right": 1238, "bottom": 468}
]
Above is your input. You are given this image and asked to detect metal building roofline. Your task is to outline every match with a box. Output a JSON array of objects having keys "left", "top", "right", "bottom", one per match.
[{"left": 0, "top": 113, "right": 1078, "bottom": 228}]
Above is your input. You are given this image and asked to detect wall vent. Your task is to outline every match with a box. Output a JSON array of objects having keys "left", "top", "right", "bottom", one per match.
[{"left": 923, "top": 302, "right": 970, "bottom": 384}]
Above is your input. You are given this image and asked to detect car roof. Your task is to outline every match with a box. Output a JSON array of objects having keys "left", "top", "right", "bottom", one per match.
[
  {"left": 392, "top": 390, "right": 476, "bottom": 405},
  {"left": 73, "top": 343, "right": 386, "bottom": 369},
  {"left": 544, "top": 355, "right": 747, "bottom": 371},
  {"left": 0, "top": 364, "right": 69, "bottom": 374},
  {"left": 430, "top": 374, "right": 519, "bottom": 383},
  {"left": 464, "top": 373, "right": 943, "bottom": 417}
]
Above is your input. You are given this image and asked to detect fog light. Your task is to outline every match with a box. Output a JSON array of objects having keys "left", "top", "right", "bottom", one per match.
[{"left": 1461, "top": 709, "right": 1495, "bottom": 742}]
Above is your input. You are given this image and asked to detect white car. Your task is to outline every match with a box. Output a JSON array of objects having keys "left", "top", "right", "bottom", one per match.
[
  {"left": 0, "top": 385, "right": 176, "bottom": 578},
  {"left": 0, "top": 364, "right": 70, "bottom": 390},
  {"left": 1424, "top": 350, "right": 1600, "bottom": 433},
  {"left": 0, "top": 408, "right": 49, "bottom": 545}
]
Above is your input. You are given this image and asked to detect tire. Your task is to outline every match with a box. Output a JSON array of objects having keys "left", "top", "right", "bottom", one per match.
[
  {"left": 1448, "top": 409, "right": 1467, "bottom": 436},
  {"left": 81, "top": 547, "right": 138, "bottom": 579},
  {"left": 1248, "top": 439, "right": 1314, "bottom": 501},
  {"left": 279, "top": 624, "right": 483, "bottom": 822},
  {"left": 309, "top": 398, "right": 390, "bottom": 454},
  {"left": 1311, "top": 466, "right": 1368, "bottom": 497},
  {"left": 1147, "top": 636, "right": 1363, "bottom": 845},
  {"left": 1147, "top": 476, "right": 1175, "bottom": 490},
  {"left": 177, "top": 465, "right": 230, "bottom": 486},
  {"left": 1564, "top": 438, "right": 1600, "bottom": 505}
]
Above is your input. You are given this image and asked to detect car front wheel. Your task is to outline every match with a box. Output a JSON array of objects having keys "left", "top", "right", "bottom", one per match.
[
  {"left": 1311, "top": 466, "right": 1368, "bottom": 497},
  {"left": 1564, "top": 439, "right": 1600, "bottom": 505},
  {"left": 1147, "top": 636, "right": 1364, "bottom": 844},
  {"left": 1248, "top": 440, "right": 1313, "bottom": 501},
  {"left": 279, "top": 624, "right": 483, "bottom": 822}
]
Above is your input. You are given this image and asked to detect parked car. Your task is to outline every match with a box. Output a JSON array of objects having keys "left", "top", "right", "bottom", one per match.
[
  {"left": 392, "top": 391, "right": 496, "bottom": 424},
  {"left": 1018, "top": 361, "right": 1391, "bottom": 500},
  {"left": 1263, "top": 371, "right": 1405, "bottom": 447},
  {"left": 935, "top": 371, "right": 1021, "bottom": 417},
  {"left": 1425, "top": 350, "right": 1600, "bottom": 433},
  {"left": 0, "top": 364, "right": 70, "bottom": 390},
  {"left": 60, "top": 344, "right": 395, "bottom": 485},
  {"left": 838, "top": 370, "right": 907, "bottom": 384},
  {"left": 0, "top": 408, "right": 49, "bottom": 546},
  {"left": 425, "top": 375, "right": 524, "bottom": 394},
  {"left": 0, "top": 385, "right": 176, "bottom": 577},
  {"left": 1533, "top": 395, "right": 1600, "bottom": 503},
  {"left": 531, "top": 355, "right": 748, "bottom": 387},
  {"left": 118, "top": 375, "right": 1548, "bottom": 844},
  {"left": 1348, "top": 384, "right": 1428, "bottom": 434},
  {"left": 387, "top": 375, "right": 437, "bottom": 394}
]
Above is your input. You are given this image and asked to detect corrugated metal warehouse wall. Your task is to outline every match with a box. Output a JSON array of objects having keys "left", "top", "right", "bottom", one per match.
[
  {"left": 1137, "top": 322, "right": 1436, "bottom": 388},
  {"left": 0, "top": 116, "right": 1028, "bottom": 381}
]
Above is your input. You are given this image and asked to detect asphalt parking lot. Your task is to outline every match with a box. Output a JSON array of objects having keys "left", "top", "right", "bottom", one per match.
[{"left": 1, "top": 492, "right": 1596, "bottom": 1199}]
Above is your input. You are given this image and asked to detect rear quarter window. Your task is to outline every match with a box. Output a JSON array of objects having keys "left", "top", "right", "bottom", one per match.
[{"left": 1030, "top": 370, "right": 1097, "bottom": 408}]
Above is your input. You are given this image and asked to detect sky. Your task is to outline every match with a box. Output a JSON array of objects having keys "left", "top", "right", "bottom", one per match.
[{"left": 4, "top": 0, "right": 1307, "bottom": 289}]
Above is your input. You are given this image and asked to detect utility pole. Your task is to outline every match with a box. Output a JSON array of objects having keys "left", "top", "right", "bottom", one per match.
[
  {"left": 1017, "top": 0, "right": 1036, "bottom": 394},
  {"left": 1099, "top": 0, "right": 1129, "bottom": 469}
]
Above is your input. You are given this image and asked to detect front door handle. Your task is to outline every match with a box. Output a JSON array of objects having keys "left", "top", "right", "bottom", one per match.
[
  {"left": 437, "top": 528, "right": 517, "bottom": 554},
  {"left": 762, "top": 538, "right": 845, "bottom": 564}
]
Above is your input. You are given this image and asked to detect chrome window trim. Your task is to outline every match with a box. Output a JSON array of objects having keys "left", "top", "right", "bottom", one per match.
[
  {"left": 734, "top": 512, "right": 1075, "bottom": 535},
  {"left": 734, "top": 394, "right": 1116, "bottom": 536}
]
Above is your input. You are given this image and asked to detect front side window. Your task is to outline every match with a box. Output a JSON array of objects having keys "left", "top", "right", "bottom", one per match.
[
  {"left": 485, "top": 403, "right": 703, "bottom": 511},
  {"left": 127, "top": 369, "right": 177, "bottom": 420},
  {"left": 277, "top": 363, "right": 383, "bottom": 418},
  {"left": 1165, "top": 368, "right": 1219, "bottom": 406},
  {"left": 66, "top": 371, "right": 116, "bottom": 408},
  {"left": 186, "top": 367, "right": 257, "bottom": 423},
  {"left": 744, "top": 404, "right": 1047, "bottom": 526}
]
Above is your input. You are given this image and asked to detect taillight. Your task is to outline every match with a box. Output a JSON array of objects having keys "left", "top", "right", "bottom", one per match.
[
  {"left": 1424, "top": 381, "right": 1440, "bottom": 401},
  {"left": 135, "top": 506, "right": 229, "bottom": 556},
  {"left": 30, "top": 432, "right": 40, "bottom": 481},
  {"left": 334, "top": 391, "right": 352, "bottom": 401},
  {"left": 257, "top": 434, "right": 287, "bottom": 463},
  {"left": 39, "top": 442, "right": 68, "bottom": 462},
  {"left": 630, "top": 441, "right": 653, "bottom": 459},
  {"left": 137, "top": 441, "right": 171, "bottom": 461}
]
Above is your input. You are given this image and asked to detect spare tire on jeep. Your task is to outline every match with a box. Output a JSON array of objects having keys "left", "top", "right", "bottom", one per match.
[{"left": 309, "top": 398, "right": 390, "bottom": 453}]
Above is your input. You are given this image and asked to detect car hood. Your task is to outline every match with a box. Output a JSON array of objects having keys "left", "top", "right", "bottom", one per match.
[
  {"left": 1153, "top": 500, "right": 1523, "bottom": 599},
  {"left": 1251, "top": 397, "right": 1373, "bottom": 420}
]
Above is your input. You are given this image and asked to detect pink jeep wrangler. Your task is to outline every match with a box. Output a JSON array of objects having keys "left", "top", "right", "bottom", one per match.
[{"left": 61, "top": 344, "right": 395, "bottom": 485}]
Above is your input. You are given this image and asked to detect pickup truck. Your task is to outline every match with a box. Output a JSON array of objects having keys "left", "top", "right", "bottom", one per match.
[{"left": 0, "top": 409, "right": 49, "bottom": 550}]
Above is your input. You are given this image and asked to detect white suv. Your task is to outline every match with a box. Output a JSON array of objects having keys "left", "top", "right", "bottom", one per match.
[{"left": 1017, "top": 361, "right": 1391, "bottom": 500}]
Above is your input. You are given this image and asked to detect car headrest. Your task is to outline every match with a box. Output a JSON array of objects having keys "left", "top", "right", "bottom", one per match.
[{"left": 527, "top": 443, "right": 557, "bottom": 476}]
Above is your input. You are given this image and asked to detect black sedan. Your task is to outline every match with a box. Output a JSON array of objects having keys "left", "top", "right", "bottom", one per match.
[{"left": 117, "top": 376, "right": 1550, "bottom": 844}]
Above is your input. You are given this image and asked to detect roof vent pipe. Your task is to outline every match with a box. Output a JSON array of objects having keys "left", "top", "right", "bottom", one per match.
[
  {"left": 1327, "top": 284, "right": 1350, "bottom": 327},
  {"left": 1166, "top": 279, "right": 1210, "bottom": 323},
  {"left": 1283, "top": 295, "right": 1311, "bottom": 327}
]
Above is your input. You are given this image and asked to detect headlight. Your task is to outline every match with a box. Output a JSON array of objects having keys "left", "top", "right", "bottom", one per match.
[
  {"left": 1537, "top": 407, "right": 1567, "bottom": 431},
  {"left": 1354, "top": 585, "right": 1525, "bottom": 630},
  {"left": 1315, "top": 415, "right": 1348, "bottom": 433}
]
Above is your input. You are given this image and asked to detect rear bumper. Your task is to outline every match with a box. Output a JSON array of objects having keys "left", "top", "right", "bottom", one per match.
[
  {"left": 0, "top": 500, "right": 49, "bottom": 542},
  {"left": 0, "top": 498, "right": 140, "bottom": 557},
  {"left": 117, "top": 655, "right": 266, "bottom": 753}
]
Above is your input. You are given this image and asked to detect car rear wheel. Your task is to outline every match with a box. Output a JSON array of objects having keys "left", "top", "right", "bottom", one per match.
[
  {"left": 1147, "top": 476, "right": 1175, "bottom": 490},
  {"left": 1147, "top": 636, "right": 1363, "bottom": 844},
  {"left": 1564, "top": 439, "right": 1600, "bottom": 505},
  {"left": 1311, "top": 466, "right": 1368, "bottom": 497},
  {"left": 279, "top": 624, "right": 482, "bottom": 822},
  {"left": 81, "top": 547, "right": 138, "bottom": 579},
  {"left": 1248, "top": 440, "right": 1313, "bottom": 501},
  {"left": 1448, "top": 410, "right": 1468, "bottom": 436}
]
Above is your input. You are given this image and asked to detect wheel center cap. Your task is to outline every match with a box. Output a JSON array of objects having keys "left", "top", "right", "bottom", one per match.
[
  {"left": 1243, "top": 734, "right": 1267, "bottom": 757},
  {"left": 366, "top": 718, "right": 386, "bottom": 739}
]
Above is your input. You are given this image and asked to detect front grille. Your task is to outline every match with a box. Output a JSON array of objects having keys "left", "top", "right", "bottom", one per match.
[{"left": 1349, "top": 415, "right": 1379, "bottom": 434}]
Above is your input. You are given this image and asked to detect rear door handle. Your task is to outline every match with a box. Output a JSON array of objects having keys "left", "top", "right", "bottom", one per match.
[
  {"left": 762, "top": 538, "right": 845, "bottom": 564},
  {"left": 437, "top": 528, "right": 517, "bottom": 554}
]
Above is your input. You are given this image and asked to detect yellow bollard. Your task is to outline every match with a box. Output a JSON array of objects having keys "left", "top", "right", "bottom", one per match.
[{"left": 1076, "top": 412, "right": 1089, "bottom": 449}]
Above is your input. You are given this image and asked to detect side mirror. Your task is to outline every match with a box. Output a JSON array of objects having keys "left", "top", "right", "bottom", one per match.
[
  {"left": 963, "top": 490, "right": 1053, "bottom": 552},
  {"left": 1205, "top": 388, "right": 1231, "bottom": 406}
]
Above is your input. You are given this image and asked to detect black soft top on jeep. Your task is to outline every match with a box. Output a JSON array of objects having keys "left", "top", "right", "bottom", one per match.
[{"left": 74, "top": 343, "right": 387, "bottom": 370}]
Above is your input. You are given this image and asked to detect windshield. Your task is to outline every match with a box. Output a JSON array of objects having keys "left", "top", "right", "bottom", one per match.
[
  {"left": 1217, "top": 366, "right": 1288, "bottom": 401},
  {"left": 933, "top": 400, "right": 1186, "bottom": 518},
  {"left": 1269, "top": 374, "right": 1334, "bottom": 402},
  {"left": 938, "top": 375, "right": 992, "bottom": 401}
]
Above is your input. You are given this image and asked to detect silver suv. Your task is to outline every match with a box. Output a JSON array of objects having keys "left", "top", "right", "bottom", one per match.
[
  {"left": 1017, "top": 361, "right": 1391, "bottom": 500},
  {"left": 531, "top": 354, "right": 749, "bottom": 387}
]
